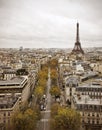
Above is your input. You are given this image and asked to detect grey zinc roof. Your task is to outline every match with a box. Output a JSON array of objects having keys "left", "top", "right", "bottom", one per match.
[
  {"left": 66, "top": 77, "right": 79, "bottom": 85},
  {"left": 0, "top": 77, "right": 25, "bottom": 86},
  {"left": 78, "top": 84, "right": 102, "bottom": 88},
  {"left": 74, "top": 95, "right": 101, "bottom": 105}
]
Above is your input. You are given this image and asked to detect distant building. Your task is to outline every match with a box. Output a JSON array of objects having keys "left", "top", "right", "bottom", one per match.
[{"left": 19, "top": 46, "right": 23, "bottom": 51}]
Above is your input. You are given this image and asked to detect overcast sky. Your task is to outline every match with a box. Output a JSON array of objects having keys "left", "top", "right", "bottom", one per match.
[{"left": 0, "top": 0, "right": 102, "bottom": 48}]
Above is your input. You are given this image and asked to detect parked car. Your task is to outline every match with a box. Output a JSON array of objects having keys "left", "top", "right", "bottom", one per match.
[{"left": 40, "top": 104, "right": 46, "bottom": 111}]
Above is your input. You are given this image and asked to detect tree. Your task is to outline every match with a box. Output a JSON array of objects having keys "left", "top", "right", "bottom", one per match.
[
  {"left": 34, "top": 64, "right": 48, "bottom": 105},
  {"left": 50, "top": 86, "right": 61, "bottom": 99},
  {"left": 51, "top": 107, "right": 81, "bottom": 130},
  {"left": 10, "top": 108, "right": 40, "bottom": 130},
  {"left": 51, "top": 77, "right": 57, "bottom": 85},
  {"left": 50, "top": 59, "right": 58, "bottom": 69},
  {"left": 34, "top": 86, "right": 44, "bottom": 100},
  {"left": 50, "top": 69, "right": 58, "bottom": 85},
  {"left": 51, "top": 69, "right": 57, "bottom": 77},
  {"left": 19, "top": 101, "right": 29, "bottom": 113},
  {"left": 51, "top": 103, "right": 60, "bottom": 118},
  {"left": 38, "top": 70, "right": 48, "bottom": 80},
  {"left": 38, "top": 78, "right": 46, "bottom": 87}
]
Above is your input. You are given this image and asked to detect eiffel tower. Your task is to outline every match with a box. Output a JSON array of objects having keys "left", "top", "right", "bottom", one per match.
[{"left": 71, "top": 23, "right": 84, "bottom": 54}]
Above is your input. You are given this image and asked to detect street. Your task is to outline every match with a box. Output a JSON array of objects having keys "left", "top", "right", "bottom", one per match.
[{"left": 37, "top": 68, "right": 51, "bottom": 130}]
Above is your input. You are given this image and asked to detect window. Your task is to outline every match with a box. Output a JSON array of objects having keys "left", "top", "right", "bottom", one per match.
[
  {"left": 97, "top": 120, "right": 99, "bottom": 124},
  {"left": 82, "top": 120, "right": 84, "bottom": 123},
  {"left": 89, "top": 105, "right": 92, "bottom": 109},
  {"left": 8, "top": 112, "right": 10, "bottom": 116},
  {"left": 8, "top": 119, "right": 10, "bottom": 124},
  {"left": 92, "top": 113, "right": 94, "bottom": 116},
  {"left": 88, "top": 113, "right": 90, "bottom": 116},
  {"left": 82, "top": 112, "right": 84, "bottom": 116},
  {"left": 3, "top": 119, "right": 6, "bottom": 124},
  {"left": 88, "top": 119, "right": 90, "bottom": 124},
  {"left": 94, "top": 106, "right": 97, "bottom": 111},
  {"left": 4, "top": 113, "right": 6, "bottom": 117},
  {"left": 97, "top": 113, "right": 99, "bottom": 117},
  {"left": 92, "top": 120, "right": 94, "bottom": 124}
]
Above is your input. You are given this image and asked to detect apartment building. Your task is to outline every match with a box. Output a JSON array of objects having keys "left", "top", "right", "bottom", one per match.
[
  {"left": 0, "top": 76, "right": 32, "bottom": 104},
  {"left": 0, "top": 95, "right": 20, "bottom": 130},
  {"left": 72, "top": 95, "right": 102, "bottom": 130},
  {"left": 76, "top": 84, "right": 102, "bottom": 99}
]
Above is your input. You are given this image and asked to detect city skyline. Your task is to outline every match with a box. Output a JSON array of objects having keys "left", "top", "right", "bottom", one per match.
[{"left": 0, "top": 0, "right": 102, "bottom": 48}]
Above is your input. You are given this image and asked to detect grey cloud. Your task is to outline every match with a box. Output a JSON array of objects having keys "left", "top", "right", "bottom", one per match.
[{"left": 0, "top": 0, "right": 102, "bottom": 48}]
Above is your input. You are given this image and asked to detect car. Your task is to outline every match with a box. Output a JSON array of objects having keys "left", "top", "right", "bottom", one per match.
[
  {"left": 43, "top": 106, "right": 46, "bottom": 111},
  {"left": 40, "top": 104, "right": 44, "bottom": 111},
  {"left": 40, "top": 104, "right": 46, "bottom": 111}
]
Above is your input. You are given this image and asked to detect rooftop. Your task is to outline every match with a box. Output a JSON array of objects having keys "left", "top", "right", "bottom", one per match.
[
  {"left": 73, "top": 95, "right": 101, "bottom": 105},
  {"left": 66, "top": 76, "right": 79, "bottom": 86},
  {"left": 0, "top": 95, "right": 19, "bottom": 109},
  {"left": 81, "top": 71, "right": 98, "bottom": 79},
  {"left": 78, "top": 83, "right": 102, "bottom": 88},
  {"left": 3, "top": 69, "right": 16, "bottom": 74},
  {"left": 0, "top": 76, "right": 27, "bottom": 87}
]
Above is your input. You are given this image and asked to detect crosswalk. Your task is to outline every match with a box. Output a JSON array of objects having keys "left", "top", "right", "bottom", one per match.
[
  {"left": 41, "top": 110, "right": 51, "bottom": 113},
  {"left": 41, "top": 119, "right": 49, "bottom": 122}
]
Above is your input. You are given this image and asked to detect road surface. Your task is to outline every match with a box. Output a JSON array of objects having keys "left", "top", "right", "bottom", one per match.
[{"left": 37, "top": 68, "right": 51, "bottom": 130}]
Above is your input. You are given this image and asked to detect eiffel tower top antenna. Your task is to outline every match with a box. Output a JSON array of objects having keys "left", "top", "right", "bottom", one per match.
[{"left": 76, "top": 22, "right": 79, "bottom": 42}]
